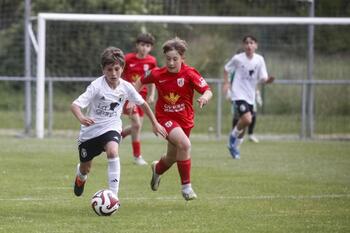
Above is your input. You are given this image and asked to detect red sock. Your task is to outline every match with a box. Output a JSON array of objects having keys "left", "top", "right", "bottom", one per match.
[
  {"left": 177, "top": 159, "right": 191, "bottom": 185},
  {"left": 132, "top": 141, "right": 141, "bottom": 157},
  {"left": 155, "top": 158, "right": 171, "bottom": 175}
]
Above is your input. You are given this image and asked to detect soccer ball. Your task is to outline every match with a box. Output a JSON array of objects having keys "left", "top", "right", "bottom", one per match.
[{"left": 91, "top": 189, "right": 120, "bottom": 216}]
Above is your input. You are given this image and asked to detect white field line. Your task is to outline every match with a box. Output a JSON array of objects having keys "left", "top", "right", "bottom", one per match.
[{"left": 0, "top": 194, "right": 349, "bottom": 202}]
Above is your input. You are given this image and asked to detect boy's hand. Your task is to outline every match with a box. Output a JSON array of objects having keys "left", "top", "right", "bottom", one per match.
[
  {"left": 80, "top": 117, "right": 95, "bottom": 126},
  {"left": 125, "top": 101, "right": 136, "bottom": 115},
  {"left": 152, "top": 122, "right": 168, "bottom": 139},
  {"left": 197, "top": 96, "right": 209, "bottom": 108},
  {"left": 265, "top": 76, "right": 275, "bottom": 84}
]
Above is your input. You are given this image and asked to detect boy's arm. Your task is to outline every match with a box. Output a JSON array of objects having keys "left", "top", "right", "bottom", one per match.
[
  {"left": 223, "top": 69, "right": 230, "bottom": 96},
  {"left": 70, "top": 103, "right": 95, "bottom": 126},
  {"left": 146, "top": 84, "right": 156, "bottom": 104},
  {"left": 134, "top": 79, "right": 144, "bottom": 92},
  {"left": 139, "top": 102, "right": 167, "bottom": 138}
]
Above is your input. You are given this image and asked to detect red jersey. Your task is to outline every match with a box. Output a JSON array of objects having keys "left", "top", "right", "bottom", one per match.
[
  {"left": 122, "top": 53, "right": 157, "bottom": 99},
  {"left": 141, "top": 63, "right": 210, "bottom": 129}
]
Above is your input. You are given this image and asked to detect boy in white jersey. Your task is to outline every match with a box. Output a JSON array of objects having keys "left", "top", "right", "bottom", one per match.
[
  {"left": 71, "top": 47, "right": 167, "bottom": 200},
  {"left": 223, "top": 35, "right": 274, "bottom": 159}
]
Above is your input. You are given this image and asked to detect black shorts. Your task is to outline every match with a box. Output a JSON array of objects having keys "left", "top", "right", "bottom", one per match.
[
  {"left": 78, "top": 131, "right": 121, "bottom": 163},
  {"left": 233, "top": 100, "right": 254, "bottom": 117}
]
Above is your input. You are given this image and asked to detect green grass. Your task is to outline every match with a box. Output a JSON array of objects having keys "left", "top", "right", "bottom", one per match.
[{"left": 0, "top": 136, "right": 349, "bottom": 233}]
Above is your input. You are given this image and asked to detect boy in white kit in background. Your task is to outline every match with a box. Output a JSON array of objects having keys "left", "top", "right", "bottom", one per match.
[
  {"left": 71, "top": 47, "right": 167, "bottom": 201},
  {"left": 223, "top": 35, "right": 274, "bottom": 159}
]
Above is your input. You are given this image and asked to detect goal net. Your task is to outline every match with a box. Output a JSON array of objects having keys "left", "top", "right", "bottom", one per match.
[{"left": 34, "top": 13, "right": 350, "bottom": 139}]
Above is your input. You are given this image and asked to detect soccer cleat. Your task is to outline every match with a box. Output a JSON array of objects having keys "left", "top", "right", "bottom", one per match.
[
  {"left": 133, "top": 156, "right": 148, "bottom": 165},
  {"left": 181, "top": 187, "right": 197, "bottom": 201},
  {"left": 248, "top": 134, "right": 259, "bottom": 143},
  {"left": 150, "top": 161, "right": 161, "bottom": 191},
  {"left": 74, "top": 176, "right": 86, "bottom": 197}
]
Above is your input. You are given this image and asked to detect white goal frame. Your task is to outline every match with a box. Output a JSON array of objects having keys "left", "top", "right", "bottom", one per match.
[{"left": 35, "top": 13, "right": 350, "bottom": 138}]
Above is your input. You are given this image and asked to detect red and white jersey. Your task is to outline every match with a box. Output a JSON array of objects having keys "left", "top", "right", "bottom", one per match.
[
  {"left": 73, "top": 76, "right": 145, "bottom": 142},
  {"left": 141, "top": 63, "right": 210, "bottom": 129},
  {"left": 122, "top": 53, "right": 157, "bottom": 99},
  {"left": 224, "top": 52, "right": 268, "bottom": 105}
]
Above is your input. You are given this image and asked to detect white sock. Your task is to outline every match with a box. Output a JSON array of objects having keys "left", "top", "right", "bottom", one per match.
[
  {"left": 231, "top": 126, "right": 242, "bottom": 137},
  {"left": 108, "top": 157, "right": 120, "bottom": 196},
  {"left": 234, "top": 138, "right": 244, "bottom": 148},
  {"left": 182, "top": 183, "right": 192, "bottom": 191},
  {"left": 76, "top": 163, "right": 87, "bottom": 181}
]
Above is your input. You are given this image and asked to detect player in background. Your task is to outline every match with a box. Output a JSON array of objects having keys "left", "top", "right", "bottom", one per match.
[
  {"left": 121, "top": 33, "right": 157, "bottom": 165},
  {"left": 223, "top": 35, "right": 274, "bottom": 159},
  {"left": 227, "top": 71, "right": 263, "bottom": 143},
  {"left": 135, "top": 37, "right": 213, "bottom": 201},
  {"left": 71, "top": 47, "right": 167, "bottom": 200}
]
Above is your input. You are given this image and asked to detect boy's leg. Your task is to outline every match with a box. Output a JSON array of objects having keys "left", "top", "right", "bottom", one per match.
[
  {"left": 229, "top": 110, "right": 252, "bottom": 159},
  {"left": 248, "top": 111, "right": 259, "bottom": 143},
  {"left": 130, "top": 112, "right": 147, "bottom": 165},
  {"left": 167, "top": 127, "right": 197, "bottom": 200},
  {"left": 105, "top": 141, "right": 121, "bottom": 197}
]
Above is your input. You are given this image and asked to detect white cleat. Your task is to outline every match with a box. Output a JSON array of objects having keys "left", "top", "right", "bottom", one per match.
[
  {"left": 150, "top": 161, "right": 161, "bottom": 191},
  {"left": 181, "top": 187, "right": 197, "bottom": 201},
  {"left": 133, "top": 156, "right": 148, "bottom": 165},
  {"left": 248, "top": 134, "right": 259, "bottom": 143}
]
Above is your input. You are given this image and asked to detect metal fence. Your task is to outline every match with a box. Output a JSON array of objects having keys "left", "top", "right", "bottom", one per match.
[{"left": 1, "top": 76, "right": 349, "bottom": 140}]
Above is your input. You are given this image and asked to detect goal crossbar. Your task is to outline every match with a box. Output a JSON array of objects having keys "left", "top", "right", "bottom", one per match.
[{"left": 35, "top": 13, "right": 350, "bottom": 138}]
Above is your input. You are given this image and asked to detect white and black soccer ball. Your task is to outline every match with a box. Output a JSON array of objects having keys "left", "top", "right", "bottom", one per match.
[{"left": 91, "top": 189, "right": 120, "bottom": 216}]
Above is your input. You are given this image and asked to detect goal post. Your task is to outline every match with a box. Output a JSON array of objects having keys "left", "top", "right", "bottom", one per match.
[{"left": 35, "top": 13, "right": 350, "bottom": 139}]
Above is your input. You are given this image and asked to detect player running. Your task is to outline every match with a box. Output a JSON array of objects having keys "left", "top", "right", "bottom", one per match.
[
  {"left": 71, "top": 47, "right": 167, "bottom": 200},
  {"left": 121, "top": 33, "right": 157, "bottom": 165},
  {"left": 223, "top": 35, "right": 274, "bottom": 159},
  {"left": 135, "top": 37, "right": 213, "bottom": 201}
]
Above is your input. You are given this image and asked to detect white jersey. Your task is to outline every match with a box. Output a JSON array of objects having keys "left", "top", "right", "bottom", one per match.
[
  {"left": 224, "top": 52, "right": 268, "bottom": 105},
  {"left": 73, "top": 76, "right": 145, "bottom": 142}
]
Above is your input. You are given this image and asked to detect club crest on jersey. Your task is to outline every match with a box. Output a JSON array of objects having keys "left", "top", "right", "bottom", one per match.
[
  {"left": 143, "top": 64, "right": 149, "bottom": 71},
  {"left": 145, "top": 70, "right": 151, "bottom": 78},
  {"left": 177, "top": 78, "right": 184, "bottom": 87},
  {"left": 164, "top": 92, "right": 180, "bottom": 105},
  {"left": 132, "top": 74, "right": 141, "bottom": 82}
]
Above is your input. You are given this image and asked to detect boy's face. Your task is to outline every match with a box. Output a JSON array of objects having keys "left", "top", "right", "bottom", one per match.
[
  {"left": 164, "top": 49, "right": 183, "bottom": 73},
  {"left": 243, "top": 38, "right": 258, "bottom": 56},
  {"left": 136, "top": 42, "right": 152, "bottom": 57},
  {"left": 103, "top": 62, "right": 124, "bottom": 86}
]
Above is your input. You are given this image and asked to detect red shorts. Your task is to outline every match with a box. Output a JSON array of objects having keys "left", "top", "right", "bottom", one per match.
[
  {"left": 122, "top": 101, "right": 144, "bottom": 117},
  {"left": 157, "top": 117, "right": 192, "bottom": 138}
]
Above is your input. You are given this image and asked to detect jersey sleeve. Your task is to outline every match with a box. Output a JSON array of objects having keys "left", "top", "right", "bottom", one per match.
[
  {"left": 224, "top": 55, "right": 237, "bottom": 73},
  {"left": 189, "top": 69, "right": 210, "bottom": 94},
  {"left": 258, "top": 56, "right": 268, "bottom": 82},
  {"left": 73, "top": 83, "right": 96, "bottom": 109},
  {"left": 126, "top": 82, "right": 145, "bottom": 105}
]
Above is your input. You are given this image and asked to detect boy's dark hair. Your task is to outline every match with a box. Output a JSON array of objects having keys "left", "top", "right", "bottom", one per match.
[
  {"left": 162, "top": 37, "right": 188, "bottom": 56},
  {"left": 136, "top": 33, "right": 155, "bottom": 45},
  {"left": 101, "top": 47, "right": 125, "bottom": 68},
  {"left": 242, "top": 35, "right": 258, "bottom": 43}
]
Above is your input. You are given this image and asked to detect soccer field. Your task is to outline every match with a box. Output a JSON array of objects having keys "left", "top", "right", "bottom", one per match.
[{"left": 0, "top": 136, "right": 349, "bottom": 233}]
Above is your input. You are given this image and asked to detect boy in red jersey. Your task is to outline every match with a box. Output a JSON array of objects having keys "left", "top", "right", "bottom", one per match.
[
  {"left": 135, "top": 37, "right": 213, "bottom": 200},
  {"left": 121, "top": 33, "right": 157, "bottom": 165}
]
